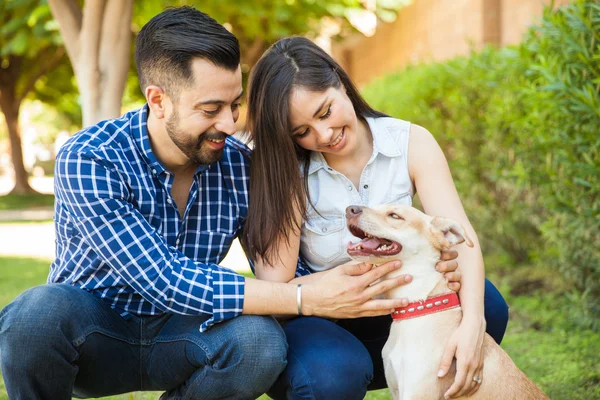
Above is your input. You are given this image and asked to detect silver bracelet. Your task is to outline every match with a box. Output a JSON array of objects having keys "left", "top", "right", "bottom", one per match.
[{"left": 296, "top": 284, "right": 303, "bottom": 316}]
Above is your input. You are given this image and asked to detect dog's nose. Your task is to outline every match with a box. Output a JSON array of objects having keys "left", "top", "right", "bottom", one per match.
[{"left": 346, "top": 205, "right": 363, "bottom": 218}]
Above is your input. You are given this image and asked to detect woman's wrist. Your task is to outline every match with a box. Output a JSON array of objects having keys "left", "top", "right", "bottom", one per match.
[{"left": 461, "top": 310, "right": 486, "bottom": 327}]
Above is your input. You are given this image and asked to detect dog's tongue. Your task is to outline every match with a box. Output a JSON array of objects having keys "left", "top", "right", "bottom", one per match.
[{"left": 348, "top": 238, "right": 382, "bottom": 250}]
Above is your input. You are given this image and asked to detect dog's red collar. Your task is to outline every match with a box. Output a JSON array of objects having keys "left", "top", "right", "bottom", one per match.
[{"left": 391, "top": 292, "right": 460, "bottom": 320}]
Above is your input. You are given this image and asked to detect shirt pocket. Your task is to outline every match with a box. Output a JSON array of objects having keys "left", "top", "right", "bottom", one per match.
[
  {"left": 382, "top": 191, "right": 412, "bottom": 205},
  {"left": 302, "top": 215, "right": 346, "bottom": 264}
]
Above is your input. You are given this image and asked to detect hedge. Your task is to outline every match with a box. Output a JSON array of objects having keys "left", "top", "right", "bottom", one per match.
[{"left": 362, "top": 0, "right": 600, "bottom": 327}]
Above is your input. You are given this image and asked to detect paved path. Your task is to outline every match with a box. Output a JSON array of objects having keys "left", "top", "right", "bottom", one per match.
[
  {"left": 0, "top": 208, "right": 54, "bottom": 222},
  {"left": 0, "top": 217, "right": 252, "bottom": 273},
  {"left": 0, "top": 176, "right": 251, "bottom": 272}
]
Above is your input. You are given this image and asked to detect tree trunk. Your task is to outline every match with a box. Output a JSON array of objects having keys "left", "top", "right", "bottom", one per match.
[
  {"left": 0, "top": 90, "right": 35, "bottom": 194},
  {"left": 49, "top": 0, "right": 133, "bottom": 128}
]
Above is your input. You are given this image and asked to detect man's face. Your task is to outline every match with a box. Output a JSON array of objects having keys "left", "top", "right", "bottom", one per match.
[{"left": 165, "top": 58, "right": 243, "bottom": 165}]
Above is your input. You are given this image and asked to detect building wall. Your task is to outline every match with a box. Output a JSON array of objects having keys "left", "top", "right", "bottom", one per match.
[
  {"left": 501, "top": 0, "right": 571, "bottom": 44},
  {"left": 332, "top": 0, "right": 572, "bottom": 87}
]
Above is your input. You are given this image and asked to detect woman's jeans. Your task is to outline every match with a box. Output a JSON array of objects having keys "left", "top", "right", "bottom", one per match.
[
  {"left": 0, "top": 284, "right": 288, "bottom": 400},
  {"left": 268, "top": 279, "right": 509, "bottom": 400}
]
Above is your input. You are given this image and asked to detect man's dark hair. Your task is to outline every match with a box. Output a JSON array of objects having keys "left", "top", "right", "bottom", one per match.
[{"left": 135, "top": 6, "right": 240, "bottom": 99}]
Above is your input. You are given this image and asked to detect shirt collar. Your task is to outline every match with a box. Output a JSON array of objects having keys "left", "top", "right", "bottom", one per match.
[
  {"left": 368, "top": 117, "right": 403, "bottom": 158},
  {"left": 307, "top": 116, "right": 403, "bottom": 175},
  {"left": 131, "top": 105, "right": 167, "bottom": 175},
  {"left": 131, "top": 105, "right": 212, "bottom": 176}
]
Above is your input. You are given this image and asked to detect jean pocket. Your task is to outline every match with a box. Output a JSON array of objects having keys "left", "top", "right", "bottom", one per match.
[{"left": 302, "top": 215, "right": 346, "bottom": 264}]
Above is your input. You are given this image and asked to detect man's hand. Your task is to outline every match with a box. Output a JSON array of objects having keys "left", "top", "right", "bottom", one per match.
[
  {"left": 438, "top": 250, "right": 461, "bottom": 292},
  {"left": 300, "top": 261, "right": 412, "bottom": 318}
]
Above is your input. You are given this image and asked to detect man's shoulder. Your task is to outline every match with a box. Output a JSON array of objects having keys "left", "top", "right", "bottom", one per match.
[
  {"left": 57, "top": 109, "right": 141, "bottom": 161},
  {"left": 221, "top": 134, "right": 252, "bottom": 166}
]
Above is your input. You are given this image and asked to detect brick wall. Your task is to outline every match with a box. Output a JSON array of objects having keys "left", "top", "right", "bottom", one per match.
[{"left": 332, "top": 0, "right": 572, "bottom": 86}]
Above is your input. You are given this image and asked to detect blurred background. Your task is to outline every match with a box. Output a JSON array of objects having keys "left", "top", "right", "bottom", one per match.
[{"left": 0, "top": 0, "right": 599, "bottom": 399}]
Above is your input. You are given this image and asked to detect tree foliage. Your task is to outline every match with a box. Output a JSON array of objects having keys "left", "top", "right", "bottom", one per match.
[{"left": 0, "top": 0, "right": 74, "bottom": 193}]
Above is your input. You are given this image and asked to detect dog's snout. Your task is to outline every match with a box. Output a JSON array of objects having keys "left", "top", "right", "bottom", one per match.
[{"left": 346, "top": 205, "right": 363, "bottom": 218}]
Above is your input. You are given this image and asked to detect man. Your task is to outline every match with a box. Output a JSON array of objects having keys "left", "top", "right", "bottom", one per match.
[{"left": 0, "top": 7, "right": 461, "bottom": 399}]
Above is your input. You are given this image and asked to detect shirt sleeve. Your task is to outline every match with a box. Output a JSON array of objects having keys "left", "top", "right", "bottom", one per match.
[
  {"left": 294, "top": 256, "right": 313, "bottom": 278},
  {"left": 54, "top": 149, "right": 244, "bottom": 331}
]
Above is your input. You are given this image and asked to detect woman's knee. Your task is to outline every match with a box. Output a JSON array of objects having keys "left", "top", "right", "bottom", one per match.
[
  {"left": 484, "top": 279, "right": 510, "bottom": 344},
  {"left": 270, "top": 317, "right": 373, "bottom": 400}
]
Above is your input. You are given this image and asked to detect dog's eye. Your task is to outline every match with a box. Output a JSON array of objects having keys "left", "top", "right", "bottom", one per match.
[{"left": 389, "top": 213, "right": 403, "bottom": 220}]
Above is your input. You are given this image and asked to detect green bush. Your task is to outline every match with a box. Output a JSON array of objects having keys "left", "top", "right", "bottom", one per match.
[
  {"left": 516, "top": 0, "right": 600, "bottom": 326},
  {"left": 363, "top": 47, "right": 540, "bottom": 263},
  {"left": 362, "top": 0, "right": 600, "bottom": 327}
]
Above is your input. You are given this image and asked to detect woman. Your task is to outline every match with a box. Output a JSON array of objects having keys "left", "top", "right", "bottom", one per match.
[{"left": 243, "top": 37, "right": 508, "bottom": 400}]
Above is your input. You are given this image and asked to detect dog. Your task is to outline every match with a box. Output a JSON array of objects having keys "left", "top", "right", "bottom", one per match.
[{"left": 345, "top": 204, "right": 548, "bottom": 400}]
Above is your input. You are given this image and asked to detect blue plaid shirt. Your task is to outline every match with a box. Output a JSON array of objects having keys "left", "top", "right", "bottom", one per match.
[{"left": 51, "top": 106, "right": 311, "bottom": 331}]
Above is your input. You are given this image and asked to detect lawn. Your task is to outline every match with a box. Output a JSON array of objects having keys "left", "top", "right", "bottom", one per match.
[
  {"left": 0, "top": 193, "right": 55, "bottom": 211},
  {"left": 0, "top": 255, "right": 599, "bottom": 399}
]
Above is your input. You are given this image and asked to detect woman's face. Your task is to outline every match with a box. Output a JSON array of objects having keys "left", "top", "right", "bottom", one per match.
[{"left": 288, "top": 85, "right": 362, "bottom": 158}]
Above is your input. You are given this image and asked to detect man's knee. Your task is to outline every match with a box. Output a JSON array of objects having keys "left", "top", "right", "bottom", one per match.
[
  {"left": 208, "top": 315, "right": 287, "bottom": 389},
  {"left": 1, "top": 285, "right": 74, "bottom": 339},
  {"left": 187, "top": 315, "right": 287, "bottom": 399},
  {"left": 225, "top": 315, "right": 288, "bottom": 374},
  {"left": 0, "top": 285, "right": 81, "bottom": 373}
]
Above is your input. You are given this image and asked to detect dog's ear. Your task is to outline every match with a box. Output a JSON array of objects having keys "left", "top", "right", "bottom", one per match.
[{"left": 430, "top": 217, "right": 474, "bottom": 249}]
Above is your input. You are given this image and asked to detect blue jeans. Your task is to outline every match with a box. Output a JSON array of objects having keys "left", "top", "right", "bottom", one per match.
[
  {"left": 0, "top": 284, "right": 287, "bottom": 400},
  {"left": 268, "top": 279, "right": 509, "bottom": 400}
]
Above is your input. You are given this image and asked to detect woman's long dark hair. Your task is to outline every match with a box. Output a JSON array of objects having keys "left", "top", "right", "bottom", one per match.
[{"left": 243, "top": 36, "right": 386, "bottom": 266}]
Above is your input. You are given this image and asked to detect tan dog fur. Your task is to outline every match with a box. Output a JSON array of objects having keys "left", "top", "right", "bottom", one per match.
[{"left": 346, "top": 204, "right": 548, "bottom": 400}]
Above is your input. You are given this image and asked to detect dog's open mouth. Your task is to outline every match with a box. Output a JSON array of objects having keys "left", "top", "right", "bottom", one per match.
[{"left": 347, "top": 225, "right": 402, "bottom": 257}]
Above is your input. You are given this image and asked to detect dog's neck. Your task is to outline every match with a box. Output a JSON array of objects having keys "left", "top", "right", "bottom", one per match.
[{"left": 384, "top": 252, "right": 453, "bottom": 302}]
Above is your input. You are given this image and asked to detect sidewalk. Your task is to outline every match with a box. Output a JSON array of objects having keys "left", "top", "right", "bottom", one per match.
[
  {"left": 0, "top": 208, "right": 54, "bottom": 222},
  {"left": 0, "top": 209, "right": 251, "bottom": 273},
  {"left": 0, "top": 176, "right": 251, "bottom": 271}
]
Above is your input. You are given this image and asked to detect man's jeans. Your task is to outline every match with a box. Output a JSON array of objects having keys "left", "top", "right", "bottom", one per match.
[
  {"left": 0, "top": 284, "right": 287, "bottom": 400},
  {"left": 268, "top": 279, "right": 509, "bottom": 400}
]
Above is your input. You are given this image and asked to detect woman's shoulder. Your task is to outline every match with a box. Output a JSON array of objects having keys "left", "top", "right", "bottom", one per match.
[
  {"left": 368, "top": 116, "right": 412, "bottom": 155},
  {"left": 369, "top": 115, "right": 411, "bottom": 131},
  {"left": 370, "top": 117, "right": 436, "bottom": 144}
]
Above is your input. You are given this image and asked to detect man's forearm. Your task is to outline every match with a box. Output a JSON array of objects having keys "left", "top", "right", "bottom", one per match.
[{"left": 242, "top": 278, "right": 299, "bottom": 315}]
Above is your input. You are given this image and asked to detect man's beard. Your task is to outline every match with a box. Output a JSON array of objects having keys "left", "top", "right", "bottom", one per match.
[{"left": 165, "top": 110, "right": 226, "bottom": 165}]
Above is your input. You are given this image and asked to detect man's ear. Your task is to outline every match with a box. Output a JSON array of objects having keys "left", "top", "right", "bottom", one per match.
[
  {"left": 430, "top": 217, "right": 474, "bottom": 249},
  {"left": 145, "top": 85, "right": 168, "bottom": 119}
]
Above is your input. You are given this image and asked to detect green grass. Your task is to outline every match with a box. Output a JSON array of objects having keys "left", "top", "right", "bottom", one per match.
[
  {"left": 0, "top": 193, "right": 55, "bottom": 211},
  {"left": 1, "top": 256, "right": 599, "bottom": 399}
]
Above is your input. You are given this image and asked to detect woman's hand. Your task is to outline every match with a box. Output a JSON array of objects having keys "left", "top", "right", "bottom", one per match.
[
  {"left": 438, "top": 314, "right": 486, "bottom": 399},
  {"left": 437, "top": 250, "right": 462, "bottom": 292}
]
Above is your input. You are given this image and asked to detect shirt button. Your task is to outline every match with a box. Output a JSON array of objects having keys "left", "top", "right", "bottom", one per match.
[
  {"left": 176, "top": 239, "right": 180, "bottom": 246},
  {"left": 322, "top": 227, "right": 328, "bottom": 233},
  {"left": 152, "top": 169, "right": 157, "bottom": 175},
  {"left": 167, "top": 198, "right": 173, "bottom": 204},
  {"left": 347, "top": 185, "right": 352, "bottom": 191},
  {"left": 363, "top": 184, "right": 369, "bottom": 189}
]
